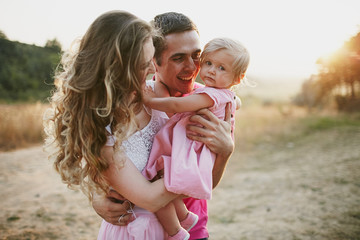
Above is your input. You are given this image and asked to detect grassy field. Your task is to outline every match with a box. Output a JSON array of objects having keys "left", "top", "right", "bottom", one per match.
[
  {"left": 0, "top": 103, "right": 48, "bottom": 151},
  {"left": 0, "top": 102, "right": 359, "bottom": 239}
]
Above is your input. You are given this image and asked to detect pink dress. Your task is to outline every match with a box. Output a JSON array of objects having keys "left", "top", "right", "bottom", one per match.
[
  {"left": 143, "top": 87, "right": 236, "bottom": 200},
  {"left": 98, "top": 106, "right": 168, "bottom": 240}
]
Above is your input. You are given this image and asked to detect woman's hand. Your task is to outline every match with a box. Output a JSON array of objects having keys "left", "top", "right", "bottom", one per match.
[{"left": 92, "top": 190, "right": 135, "bottom": 226}]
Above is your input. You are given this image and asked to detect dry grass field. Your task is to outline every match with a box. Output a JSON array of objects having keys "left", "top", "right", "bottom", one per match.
[
  {"left": 0, "top": 103, "right": 359, "bottom": 239},
  {"left": 0, "top": 103, "right": 48, "bottom": 151}
]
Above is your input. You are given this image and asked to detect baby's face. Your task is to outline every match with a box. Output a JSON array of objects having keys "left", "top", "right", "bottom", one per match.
[{"left": 200, "top": 49, "right": 236, "bottom": 89}]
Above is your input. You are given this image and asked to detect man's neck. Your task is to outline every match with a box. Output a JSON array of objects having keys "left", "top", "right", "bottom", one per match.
[
  {"left": 169, "top": 88, "right": 183, "bottom": 97},
  {"left": 153, "top": 74, "right": 184, "bottom": 97}
]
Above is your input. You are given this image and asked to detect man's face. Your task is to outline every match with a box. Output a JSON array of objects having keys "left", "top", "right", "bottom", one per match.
[{"left": 154, "top": 30, "right": 201, "bottom": 96}]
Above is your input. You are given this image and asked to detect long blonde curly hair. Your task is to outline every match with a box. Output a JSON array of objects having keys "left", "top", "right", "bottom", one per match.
[{"left": 44, "top": 10, "right": 154, "bottom": 200}]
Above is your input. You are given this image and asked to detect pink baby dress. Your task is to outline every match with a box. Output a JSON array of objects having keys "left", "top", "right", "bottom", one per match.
[{"left": 143, "top": 87, "right": 236, "bottom": 200}]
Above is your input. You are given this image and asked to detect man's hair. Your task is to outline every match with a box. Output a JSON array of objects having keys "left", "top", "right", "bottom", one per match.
[{"left": 151, "top": 12, "right": 199, "bottom": 65}]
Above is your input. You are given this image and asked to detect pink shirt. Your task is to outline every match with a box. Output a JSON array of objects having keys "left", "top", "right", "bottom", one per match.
[{"left": 184, "top": 198, "right": 208, "bottom": 239}]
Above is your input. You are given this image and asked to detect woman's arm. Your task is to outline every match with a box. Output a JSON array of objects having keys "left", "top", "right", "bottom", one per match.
[
  {"left": 101, "top": 146, "right": 178, "bottom": 213},
  {"left": 143, "top": 86, "right": 214, "bottom": 113},
  {"left": 186, "top": 103, "right": 234, "bottom": 188}
]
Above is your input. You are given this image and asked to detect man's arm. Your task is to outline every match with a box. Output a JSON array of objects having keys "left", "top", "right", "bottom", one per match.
[{"left": 186, "top": 103, "right": 234, "bottom": 188}]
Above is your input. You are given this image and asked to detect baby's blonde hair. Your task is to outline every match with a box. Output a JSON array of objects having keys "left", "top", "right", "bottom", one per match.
[
  {"left": 44, "top": 10, "right": 154, "bottom": 200},
  {"left": 201, "top": 37, "right": 250, "bottom": 80}
]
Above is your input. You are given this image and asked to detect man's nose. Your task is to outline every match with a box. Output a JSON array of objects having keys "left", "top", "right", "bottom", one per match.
[{"left": 185, "top": 58, "right": 198, "bottom": 72}]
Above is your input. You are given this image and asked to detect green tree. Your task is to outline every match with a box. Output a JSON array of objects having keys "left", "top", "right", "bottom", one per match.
[
  {"left": 0, "top": 30, "right": 8, "bottom": 39},
  {"left": 45, "top": 38, "right": 62, "bottom": 52},
  {"left": 0, "top": 38, "right": 61, "bottom": 102}
]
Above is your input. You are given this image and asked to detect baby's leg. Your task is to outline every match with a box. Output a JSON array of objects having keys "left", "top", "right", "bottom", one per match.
[
  {"left": 155, "top": 201, "right": 182, "bottom": 236},
  {"left": 173, "top": 197, "right": 199, "bottom": 231},
  {"left": 173, "top": 197, "right": 189, "bottom": 221}
]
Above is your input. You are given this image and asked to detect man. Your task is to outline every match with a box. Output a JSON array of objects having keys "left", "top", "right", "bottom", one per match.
[{"left": 92, "top": 12, "right": 234, "bottom": 240}]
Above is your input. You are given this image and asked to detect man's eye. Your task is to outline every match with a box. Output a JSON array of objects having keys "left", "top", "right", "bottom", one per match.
[
  {"left": 173, "top": 56, "right": 182, "bottom": 61},
  {"left": 193, "top": 53, "right": 200, "bottom": 60}
]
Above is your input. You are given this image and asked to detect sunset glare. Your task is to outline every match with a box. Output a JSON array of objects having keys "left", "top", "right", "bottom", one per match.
[{"left": 1, "top": 0, "right": 359, "bottom": 98}]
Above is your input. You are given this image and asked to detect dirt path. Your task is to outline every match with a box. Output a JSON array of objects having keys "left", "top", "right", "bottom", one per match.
[
  {"left": 209, "top": 126, "right": 360, "bottom": 239},
  {"left": 1, "top": 126, "right": 359, "bottom": 239},
  {"left": 0, "top": 146, "right": 101, "bottom": 240}
]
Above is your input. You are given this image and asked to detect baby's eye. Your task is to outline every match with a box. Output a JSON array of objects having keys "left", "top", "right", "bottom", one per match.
[
  {"left": 219, "top": 66, "right": 225, "bottom": 71},
  {"left": 205, "top": 61, "right": 212, "bottom": 66}
]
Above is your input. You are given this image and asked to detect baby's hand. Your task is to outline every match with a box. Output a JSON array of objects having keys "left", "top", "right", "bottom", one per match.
[{"left": 143, "top": 86, "right": 156, "bottom": 105}]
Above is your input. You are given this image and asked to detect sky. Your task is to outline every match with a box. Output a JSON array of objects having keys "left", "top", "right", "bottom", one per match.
[{"left": 1, "top": 0, "right": 359, "bottom": 98}]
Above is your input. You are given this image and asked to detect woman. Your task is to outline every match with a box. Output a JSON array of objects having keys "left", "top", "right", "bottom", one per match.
[{"left": 44, "top": 10, "right": 178, "bottom": 239}]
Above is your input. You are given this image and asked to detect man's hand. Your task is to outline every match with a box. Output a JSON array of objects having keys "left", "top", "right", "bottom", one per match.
[
  {"left": 92, "top": 190, "right": 134, "bottom": 226},
  {"left": 186, "top": 103, "right": 234, "bottom": 158}
]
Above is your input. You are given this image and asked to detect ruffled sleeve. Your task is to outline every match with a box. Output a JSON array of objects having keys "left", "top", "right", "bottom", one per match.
[{"left": 194, "top": 87, "right": 235, "bottom": 109}]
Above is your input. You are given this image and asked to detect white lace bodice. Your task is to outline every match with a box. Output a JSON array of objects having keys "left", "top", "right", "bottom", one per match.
[
  {"left": 121, "top": 109, "right": 166, "bottom": 171},
  {"left": 105, "top": 80, "right": 168, "bottom": 171}
]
